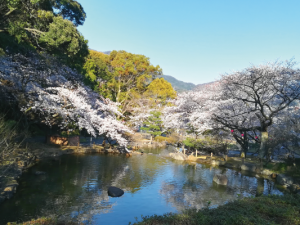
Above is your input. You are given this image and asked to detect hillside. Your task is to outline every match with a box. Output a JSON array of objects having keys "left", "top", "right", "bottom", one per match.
[{"left": 162, "top": 75, "right": 196, "bottom": 92}]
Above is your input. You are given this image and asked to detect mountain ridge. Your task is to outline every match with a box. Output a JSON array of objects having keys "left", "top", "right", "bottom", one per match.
[{"left": 162, "top": 75, "right": 213, "bottom": 92}]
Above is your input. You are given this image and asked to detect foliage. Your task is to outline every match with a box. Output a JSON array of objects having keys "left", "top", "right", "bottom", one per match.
[
  {"left": 83, "top": 50, "right": 163, "bottom": 115},
  {"left": 39, "top": 16, "right": 89, "bottom": 69},
  {"left": 7, "top": 217, "right": 80, "bottom": 225},
  {"left": 140, "top": 111, "right": 163, "bottom": 137},
  {"left": 0, "top": 53, "right": 132, "bottom": 146},
  {"left": 0, "top": 114, "right": 28, "bottom": 177},
  {"left": 186, "top": 123, "right": 201, "bottom": 139},
  {"left": 136, "top": 194, "right": 300, "bottom": 225},
  {"left": 144, "top": 78, "right": 176, "bottom": 102},
  {"left": 182, "top": 136, "right": 227, "bottom": 154},
  {"left": 0, "top": 0, "right": 88, "bottom": 69},
  {"left": 154, "top": 136, "right": 177, "bottom": 144},
  {"left": 163, "top": 60, "right": 300, "bottom": 160},
  {"left": 7, "top": 217, "right": 55, "bottom": 225}
]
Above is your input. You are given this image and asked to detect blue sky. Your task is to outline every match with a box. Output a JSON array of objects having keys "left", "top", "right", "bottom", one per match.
[{"left": 77, "top": 0, "right": 300, "bottom": 84}]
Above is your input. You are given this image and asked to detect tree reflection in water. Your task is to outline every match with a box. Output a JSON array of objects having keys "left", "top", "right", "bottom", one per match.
[
  {"left": 0, "top": 153, "right": 283, "bottom": 224},
  {"left": 159, "top": 163, "right": 282, "bottom": 212}
]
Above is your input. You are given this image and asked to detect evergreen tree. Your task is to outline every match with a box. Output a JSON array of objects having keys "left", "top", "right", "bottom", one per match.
[{"left": 140, "top": 111, "right": 163, "bottom": 137}]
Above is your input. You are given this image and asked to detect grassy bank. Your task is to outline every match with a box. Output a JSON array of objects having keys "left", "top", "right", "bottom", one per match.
[{"left": 134, "top": 194, "right": 300, "bottom": 225}]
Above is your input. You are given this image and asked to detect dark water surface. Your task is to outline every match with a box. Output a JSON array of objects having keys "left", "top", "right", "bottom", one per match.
[{"left": 0, "top": 150, "right": 283, "bottom": 225}]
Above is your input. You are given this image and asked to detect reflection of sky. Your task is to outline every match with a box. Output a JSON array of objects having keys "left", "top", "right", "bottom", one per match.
[{"left": 0, "top": 153, "right": 283, "bottom": 225}]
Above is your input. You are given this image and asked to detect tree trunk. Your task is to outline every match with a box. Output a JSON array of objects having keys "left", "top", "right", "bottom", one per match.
[{"left": 259, "top": 131, "right": 268, "bottom": 159}]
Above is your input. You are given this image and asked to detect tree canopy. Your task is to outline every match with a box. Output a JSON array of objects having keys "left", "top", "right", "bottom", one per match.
[
  {"left": 144, "top": 78, "right": 176, "bottom": 102},
  {"left": 0, "top": 0, "right": 88, "bottom": 69},
  {"left": 84, "top": 50, "right": 163, "bottom": 115}
]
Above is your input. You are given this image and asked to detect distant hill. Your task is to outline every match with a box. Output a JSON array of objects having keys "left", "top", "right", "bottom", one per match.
[
  {"left": 194, "top": 81, "right": 214, "bottom": 91},
  {"left": 162, "top": 75, "right": 196, "bottom": 92}
]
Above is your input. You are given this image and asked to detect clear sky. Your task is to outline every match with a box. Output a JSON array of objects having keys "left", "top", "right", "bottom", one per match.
[{"left": 77, "top": 0, "right": 300, "bottom": 85}]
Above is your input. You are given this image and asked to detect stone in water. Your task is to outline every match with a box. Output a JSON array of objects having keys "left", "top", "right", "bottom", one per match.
[{"left": 108, "top": 186, "right": 124, "bottom": 197}]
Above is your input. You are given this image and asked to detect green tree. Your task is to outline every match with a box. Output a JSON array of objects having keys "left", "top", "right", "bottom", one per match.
[
  {"left": 0, "top": 0, "right": 88, "bottom": 68},
  {"left": 83, "top": 50, "right": 163, "bottom": 115},
  {"left": 144, "top": 78, "right": 176, "bottom": 103},
  {"left": 186, "top": 123, "right": 201, "bottom": 139},
  {"left": 140, "top": 111, "right": 163, "bottom": 137}
]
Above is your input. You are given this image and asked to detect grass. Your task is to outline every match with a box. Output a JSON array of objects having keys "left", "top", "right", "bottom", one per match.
[
  {"left": 7, "top": 217, "right": 55, "bottom": 225},
  {"left": 135, "top": 194, "right": 300, "bottom": 225},
  {"left": 7, "top": 217, "right": 84, "bottom": 225}
]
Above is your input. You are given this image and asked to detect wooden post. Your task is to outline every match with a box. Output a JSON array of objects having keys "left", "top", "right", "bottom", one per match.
[{"left": 196, "top": 150, "right": 197, "bottom": 157}]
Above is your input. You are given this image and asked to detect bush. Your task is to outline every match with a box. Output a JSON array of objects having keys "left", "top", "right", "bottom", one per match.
[
  {"left": 155, "top": 136, "right": 175, "bottom": 144},
  {"left": 182, "top": 136, "right": 227, "bottom": 154}
]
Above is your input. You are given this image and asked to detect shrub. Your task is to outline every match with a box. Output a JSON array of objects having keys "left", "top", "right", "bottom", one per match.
[
  {"left": 155, "top": 136, "right": 176, "bottom": 144},
  {"left": 182, "top": 136, "right": 227, "bottom": 154}
]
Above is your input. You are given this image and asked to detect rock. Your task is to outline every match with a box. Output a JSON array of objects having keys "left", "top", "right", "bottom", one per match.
[
  {"left": 187, "top": 155, "right": 197, "bottom": 161},
  {"left": 211, "top": 160, "right": 226, "bottom": 166},
  {"left": 4, "top": 184, "right": 17, "bottom": 196},
  {"left": 34, "top": 171, "right": 46, "bottom": 175},
  {"left": 4, "top": 186, "right": 14, "bottom": 192},
  {"left": 241, "top": 163, "right": 256, "bottom": 172},
  {"left": 213, "top": 174, "right": 228, "bottom": 185},
  {"left": 105, "top": 149, "right": 114, "bottom": 153},
  {"left": 261, "top": 169, "right": 272, "bottom": 176},
  {"left": 168, "top": 153, "right": 188, "bottom": 161},
  {"left": 276, "top": 174, "right": 294, "bottom": 186},
  {"left": 108, "top": 186, "right": 124, "bottom": 197}
]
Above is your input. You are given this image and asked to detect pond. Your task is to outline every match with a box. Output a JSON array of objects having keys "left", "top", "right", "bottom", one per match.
[{"left": 0, "top": 149, "right": 283, "bottom": 225}]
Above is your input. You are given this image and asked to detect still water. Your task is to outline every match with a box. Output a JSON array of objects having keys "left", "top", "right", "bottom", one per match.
[{"left": 0, "top": 150, "right": 283, "bottom": 224}]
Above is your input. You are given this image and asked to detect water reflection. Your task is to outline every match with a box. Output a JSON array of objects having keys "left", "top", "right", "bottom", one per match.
[
  {"left": 160, "top": 163, "right": 282, "bottom": 211},
  {"left": 0, "top": 153, "right": 283, "bottom": 225}
]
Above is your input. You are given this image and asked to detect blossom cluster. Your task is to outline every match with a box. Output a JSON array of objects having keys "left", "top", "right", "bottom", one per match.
[{"left": 0, "top": 53, "right": 132, "bottom": 146}]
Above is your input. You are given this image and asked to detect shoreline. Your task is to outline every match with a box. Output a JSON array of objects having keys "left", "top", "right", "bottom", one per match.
[{"left": 1, "top": 142, "right": 299, "bottom": 206}]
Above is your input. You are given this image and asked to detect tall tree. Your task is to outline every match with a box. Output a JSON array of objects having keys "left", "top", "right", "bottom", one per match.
[
  {"left": 83, "top": 50, "right": 163, "bottom": 115},
  {"left": 0, "top": 0, "right": 88, "bottom": 68},
  {"left": 213, "top": 60, "right": 300, "bottom": 159}
]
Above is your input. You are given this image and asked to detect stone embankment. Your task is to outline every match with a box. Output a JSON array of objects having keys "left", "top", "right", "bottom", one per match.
[
  {"left": 0, "top": 151, "right": 36, "bottom": 203},
  {"left": 166, "top": 152, "right": 300, "bottom": 193}
]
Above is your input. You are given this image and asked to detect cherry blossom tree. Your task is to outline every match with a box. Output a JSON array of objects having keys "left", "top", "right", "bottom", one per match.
[
  {"left": 0, "top": 53, "right": 132, "bottom": 147},
  {"left": 214, "top": 60, "right": 300, "bottom": 159},
  {"left": 163, "top": 82, "right": 222, "bottom": 135},
  {"left": 163, "top": 60, "right": 300, "bottom": 159}
]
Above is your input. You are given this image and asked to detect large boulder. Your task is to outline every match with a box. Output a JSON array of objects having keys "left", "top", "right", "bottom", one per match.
[
  {"left": 213, "top": 174, "right": 228, "bottom": 185},
  {"left": 108, "top": 186, "right": 124, "bottom": 197},
  {"left": 276, "top": 174, "right": 294, "bottom": 186},
  {"left": 168, "top": 153, "right": 188, "bottom": 161}
]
